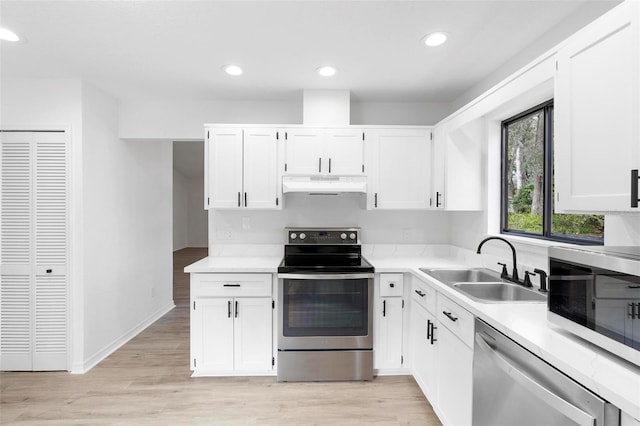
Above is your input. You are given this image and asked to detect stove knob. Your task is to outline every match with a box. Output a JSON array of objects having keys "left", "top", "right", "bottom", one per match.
[
  {"left": 349, "top": 233, "right": 357, "bottom": 240},
  {"left": 340, "top": 233, "right": 347, "bottom": 240},
  {"left": 299, "top": 233, "right": 306, "bottom": 240},
  {"left": 290, "top": 233, "right": 297, "bottom": 240}
]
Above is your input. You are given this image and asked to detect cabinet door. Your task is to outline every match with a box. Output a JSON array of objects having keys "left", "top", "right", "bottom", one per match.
[
  {"left": 243, "top": 129, "right": 280, "bottom": 209},
  {"left": 374, "top": 297, "right": 403, "bottom": 370},
  {"left": 555, "top": 1, "right": 640, "bottom": 212},
  {"left": 283, "top": 128, "right": 324, "bottom": 175},
  {"left": 410, "top": 302, "right": 437, "bottom": 400},
  {"left": 233, "top": 297, "right": 273, "bottom": 371},
  {"left": 431, "top": 124, "right": 445, "bottom": 209},
  {"left": 371, "top": 129, "right": 431, "bottom": 209},
  {"left": 437, "top": 324, "right": 473, "bottom": 426},
  {"left": 207, "top": 128, "right": 243, "bottom": 209},
  {"left": 192, "top": 298, "right": 234, "bottom": 372},
  {"left": 325, "top": 129, "right": 364, "bottom": 175}
]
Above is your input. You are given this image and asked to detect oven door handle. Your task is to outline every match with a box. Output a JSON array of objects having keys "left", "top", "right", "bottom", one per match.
[{"left": 278, "top": 273, "right": 374, "bottom": 280}]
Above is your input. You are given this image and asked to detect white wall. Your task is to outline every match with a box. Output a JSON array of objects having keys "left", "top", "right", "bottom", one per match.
[
  {"left": 210, "top": 195, "right": 450, "bottom": 246},
  {"left": 119, "top": 99, "right": 451, "bottom": 141},
  {"left": 351, "top": 101, "right": 451, "bottom": 126},
  {"left": 450, "top": 1, "right": 621, "bottom": 112},
  {"left": 81, "top": 83, "right": 173, "bottom": 371},
  {"left": 173, "top": 170, "right": 189, "bottom": 251},
  {"left": 173, "top": 169, "right": 207, "bottom": 250},
  {"left": 0, "top": 77, "right": 85, "bottom": 370},
  {"left": 187, "top": 177, "right": 207, "bottom": 247}
]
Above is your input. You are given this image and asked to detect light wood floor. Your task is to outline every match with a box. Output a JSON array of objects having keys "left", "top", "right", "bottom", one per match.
[{"left": 1, "top": 248, "right": 441, "bottom": 425}]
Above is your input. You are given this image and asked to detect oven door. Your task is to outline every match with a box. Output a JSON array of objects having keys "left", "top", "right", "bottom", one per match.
[{"left": 278, "top": 273, "right": 374, "bottom": 350}]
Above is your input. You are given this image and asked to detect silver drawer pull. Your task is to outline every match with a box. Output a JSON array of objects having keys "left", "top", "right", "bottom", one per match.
[
  {"left": 224, "top": 284, "right": 241, "bottom": 287},
  {"left": 415, "top": 290, "right": 426, "bottom": 297}
]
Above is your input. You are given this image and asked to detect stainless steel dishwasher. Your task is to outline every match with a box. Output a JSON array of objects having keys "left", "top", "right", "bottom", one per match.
[{"left": 473, "top": 319, "right": 620, "bottom": 426}]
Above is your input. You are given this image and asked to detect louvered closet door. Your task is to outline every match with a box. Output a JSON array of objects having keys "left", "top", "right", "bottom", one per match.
[
  {"left": 33, "top": 132, "right": 67, "bottom": 370},
  {"left": 1, "top": 130, "right": 68, "bottom": 371},
  {"left": 1, "top": 132, "right": 33, "bottom": 370}
]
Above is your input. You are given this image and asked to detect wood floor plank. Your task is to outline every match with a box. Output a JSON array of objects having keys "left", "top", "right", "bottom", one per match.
[{"left": 0, "top": 248, "right": 442, "bottom": 425}]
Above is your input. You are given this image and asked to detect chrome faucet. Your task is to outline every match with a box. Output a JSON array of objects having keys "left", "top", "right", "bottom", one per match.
[{"left": 476, "top": 236, "right": 521, "bottom": 284}]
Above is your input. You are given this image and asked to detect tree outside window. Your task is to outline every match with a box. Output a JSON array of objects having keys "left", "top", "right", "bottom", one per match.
[{"left": 501, "top": 101, "right": 604, "bottom": 243}]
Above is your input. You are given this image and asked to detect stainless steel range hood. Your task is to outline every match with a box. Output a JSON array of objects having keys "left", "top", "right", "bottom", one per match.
[{"left": 282, "top": 176, "right": 367, "bottom": 195}]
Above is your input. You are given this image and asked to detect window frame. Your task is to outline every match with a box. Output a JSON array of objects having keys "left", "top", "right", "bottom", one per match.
[{"left": 500, "top": 99, "right": 603, "bottom": 245}]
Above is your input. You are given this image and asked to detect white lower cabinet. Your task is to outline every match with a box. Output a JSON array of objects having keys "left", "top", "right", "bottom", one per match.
[
  {"left": 436, "top": 321, "right": 473, "bottom": 426},
  {"left": 410, "top": 277, "right": 474, "bottom": 426},
  {"left": 410, "top": 301, "right": 437, "bottom": 400},
  {"left": 375, "top": 273, "right": 405, "bottom": 370},
  {"left": 436, "top": 295, "right": 474, "bottom": 426},
  {"left": 190, "top": 274, "right": 273, "bottom": 375}
]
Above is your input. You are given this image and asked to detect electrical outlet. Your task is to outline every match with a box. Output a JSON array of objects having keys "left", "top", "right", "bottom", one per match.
[
  {"left": 402, "top": 229, "right": 411, "bottom": 242},
  {"left": 216, "top": 230, "right": 233, "bottom": 240}
]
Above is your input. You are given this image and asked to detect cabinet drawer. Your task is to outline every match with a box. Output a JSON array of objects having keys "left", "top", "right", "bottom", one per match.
[
  {"left": 437, "top": 295, "right": 474, "bottom": 348},
  {"left": 380, "top": 273, "right": 404, "bottom": 297},
  {"left": 191, "top": 273, "right": 272, "bottom": 297},
  {"left": 412, "top": 277, "right": 436, "bottom": 314}
]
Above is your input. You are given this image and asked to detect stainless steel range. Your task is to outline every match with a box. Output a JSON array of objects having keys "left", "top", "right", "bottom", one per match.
[{"left": 277, "top": 227, "right": 374, "bottom": 382}]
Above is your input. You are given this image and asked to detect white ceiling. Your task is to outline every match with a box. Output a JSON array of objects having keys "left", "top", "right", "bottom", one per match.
[{"left": 0, "top": 0, "right": 620, "bottom": 105}]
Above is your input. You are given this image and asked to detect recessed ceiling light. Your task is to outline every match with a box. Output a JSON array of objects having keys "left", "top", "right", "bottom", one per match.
[
  {"left": 423, "top": 32, "right": 448, "bottom": 47},
  {"left": 223, "top": 65, "right": 243, "bottom": 76},
  {"left": 316, "top": 66, "right": 337, "bottom": 77},
  {"left": 0, "top": 27, "right": 20, "bottom": 42}
]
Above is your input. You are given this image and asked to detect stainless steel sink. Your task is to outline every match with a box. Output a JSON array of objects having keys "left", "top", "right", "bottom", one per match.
[
  {"left": 420, "top": 267, "right": 547, "bottom": 303},
  {"left": 419, "top": 267, "right": 502, "bottom": 285},
  {"left": 453, "top": 282, "right": 547, "bottom": 303}
]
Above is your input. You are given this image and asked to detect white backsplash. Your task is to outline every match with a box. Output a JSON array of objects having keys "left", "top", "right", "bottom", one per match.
[{"left": 209, "top": 194, "right": 451, "bottom": 246}]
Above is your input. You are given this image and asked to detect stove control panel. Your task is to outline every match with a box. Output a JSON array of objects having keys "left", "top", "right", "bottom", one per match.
[{"left": 286, "top": 228, "right": 359, "bottom": 244}]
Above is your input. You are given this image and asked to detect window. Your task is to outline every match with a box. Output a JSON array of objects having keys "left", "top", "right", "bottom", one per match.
[{"left": 501, "top": 100, "right": 604, "bottom": 244}]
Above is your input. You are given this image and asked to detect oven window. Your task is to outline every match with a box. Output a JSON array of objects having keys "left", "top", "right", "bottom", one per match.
[{"left": 282, "top": 278, "right": 369, "bottom": 337}]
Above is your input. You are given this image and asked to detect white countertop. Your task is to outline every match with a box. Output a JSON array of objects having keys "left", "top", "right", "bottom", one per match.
[
  {"left": 366, "top": 251, "right": 640, "bottom": 420},
  {"left": 184, "top": 244, "right": 640, "bottom": 419},
  {"left": 184, "top": 256, "right": 282, "bottom": 273}
]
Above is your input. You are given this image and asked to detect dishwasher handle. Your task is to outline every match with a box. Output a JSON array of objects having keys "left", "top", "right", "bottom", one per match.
[{"left": 475, "top": 333, "right": 595, "bottom": 426}]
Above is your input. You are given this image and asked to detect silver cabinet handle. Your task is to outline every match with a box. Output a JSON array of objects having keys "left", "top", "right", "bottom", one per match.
[
  {"left": 329, "top": 158, "right": 332, "bottom": 173},
  {"left": 475, "top": 334, "right": 595, "bottom": 426},
  {"left": 319, "top": 157, "right": 322, "bottom": 173}
]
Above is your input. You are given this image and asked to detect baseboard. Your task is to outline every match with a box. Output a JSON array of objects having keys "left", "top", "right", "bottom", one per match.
[
  {"left": 374, "top": 368, "right": 412, "bottom": 376},
  {"left": 74, "top": 301, "right": 175, "bottom": 374}
]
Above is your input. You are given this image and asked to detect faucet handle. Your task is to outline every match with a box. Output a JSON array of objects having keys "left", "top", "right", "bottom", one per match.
[
  {"left": 534, "top": 268, "right": 548, "bottom": 293},
  {"left": 497, "top": 262, "right": 508, "bottom": 279},
  {"left": 523, "top": 271, "right": 535, "bottom": 288}
]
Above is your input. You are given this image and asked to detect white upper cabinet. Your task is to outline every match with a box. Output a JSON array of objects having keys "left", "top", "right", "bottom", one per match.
[
  {"left": 283, "top": 128, "right": 324, "bottom": 175},
  {"left": 283, "top": 128, "right": 364, "bottom": 175},
  {"left": 555, "top": 0, "right": 640, "bottom": 212},
  {"left": 207, "top": 128, "right": 243, "bottom": 209},
  {"left": 431, "top": 120, "right": 483, "bottom": 211},
  {"left": 368, "top": 128, "right": 431, "bottom": 210},
  {"left": 243, "top": 129, "right": 280, "bottom": 209},
  {"left": 325, "top": 129, "right": 365, "bottom": 175},
  {"left": 206, "top": 127, "right": 281, "bottom": 210}
]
